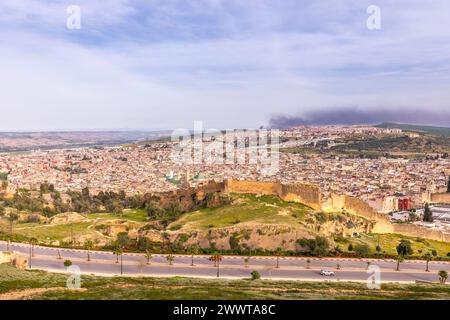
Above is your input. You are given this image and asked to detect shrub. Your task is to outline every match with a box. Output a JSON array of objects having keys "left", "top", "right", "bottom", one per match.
[
  {"left": 348, "top": 244, "right": 354, "bottom": 251},
  {"left": 251, "top": 270, "right": 261, "bottom": 280},
  {"left": 64, "top": 260, "right": 72, "bottom": 268},
  {"left": 354, "top": 244, "right": 370, "bottom": 257}
]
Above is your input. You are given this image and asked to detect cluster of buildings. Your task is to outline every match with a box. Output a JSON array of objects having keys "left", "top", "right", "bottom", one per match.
[{"left": 1, "top": 126, "right": 450, "bottom": 230}]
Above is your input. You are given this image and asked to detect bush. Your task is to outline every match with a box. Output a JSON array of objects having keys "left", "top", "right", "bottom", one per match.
[
  {"left": 64, "top": 260, "right": 72, "bottom": 268},
  {"left": 348, "top": 244, "right": 354, "bottom": 251},
  {"left": 251, "top": 270, "right": 261, "bottom": 280},
  {"left": 354, "top": 244, "right": 370, "bottom": 257}
]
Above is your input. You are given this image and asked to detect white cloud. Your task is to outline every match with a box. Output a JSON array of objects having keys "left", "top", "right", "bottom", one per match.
[{"left": 0, "top": 0, "right": 450, "bottom": 130}]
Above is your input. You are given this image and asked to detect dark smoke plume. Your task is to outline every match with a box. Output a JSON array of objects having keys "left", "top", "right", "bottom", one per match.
[{"left": 269, "top": 107, "right": 450, "bottom": 129}]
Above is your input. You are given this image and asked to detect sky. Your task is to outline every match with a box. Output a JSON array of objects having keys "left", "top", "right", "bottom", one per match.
[{"left": 1, "top": 0, "right": 450, "bottom": 131}]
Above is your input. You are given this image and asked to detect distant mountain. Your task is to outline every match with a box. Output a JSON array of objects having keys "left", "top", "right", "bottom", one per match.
[
  {"left": 0, "top": 130, "right": 172, "bottom": 152},
  {"left": 376, "top": 122, "right": 450, "bottom": 137}
]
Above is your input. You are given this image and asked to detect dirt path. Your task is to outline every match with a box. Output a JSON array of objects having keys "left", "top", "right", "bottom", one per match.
[{"left": 0, "top": 287, "right": 86, "bottom": 300}]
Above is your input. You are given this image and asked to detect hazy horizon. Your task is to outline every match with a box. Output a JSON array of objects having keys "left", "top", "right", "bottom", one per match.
[{"left": 1, "top": 0, "right": 450, "bottom": 130}]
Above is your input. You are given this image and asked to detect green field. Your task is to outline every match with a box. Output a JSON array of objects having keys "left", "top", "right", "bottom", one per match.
[
  {"left": 0, "top": 264, "right": 449, "bottom": 300},
  {"left": 169, "top": 194, "right": 312, "bottom": 230},
  {"left": 87, "top": 208, "right": 148, "bottom": 222},
  {"left": 335, "top": 233, "right": 450, "bottom": 258}
]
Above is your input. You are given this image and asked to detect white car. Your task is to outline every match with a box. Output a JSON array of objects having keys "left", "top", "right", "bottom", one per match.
[{"left": 320, "top": 269, "right": 335, "bottom": 276}]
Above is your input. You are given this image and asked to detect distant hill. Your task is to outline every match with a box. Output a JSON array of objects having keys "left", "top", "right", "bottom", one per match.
[
  {"left": 376, "top": 122, "right": 450, "bottom": 137},
  {"left": 0, "top": 130, "right": 172, "bottom": 152}
]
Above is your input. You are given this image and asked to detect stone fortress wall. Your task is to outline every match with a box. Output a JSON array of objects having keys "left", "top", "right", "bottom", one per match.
[
  {"left": 222, "top": 179, "right": 449, "bottom": 242},
  {"left": 224, "top": 179, "right": 322, "bottom": 210},
  {"left": 430, "top": 192, "right": 450, "bottom": 204}
]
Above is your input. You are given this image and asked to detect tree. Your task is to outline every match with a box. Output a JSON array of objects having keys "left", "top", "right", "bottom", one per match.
[
  {"left": 29, "top": 237, "right": 38, "bottom": 257},
  {"left": 396, "top": 240, "right": 413, "bottom": 257},
  {"left": 210, "top": 253, "right": 222, "bottom": 278},
  {"left": 431, "top": 249, "right": 438, "bottom": 257},
  {"left": 113, "top": 247, "right": 122, "bottom": 263},
  {"left": 145, "top": 250, "right": 153, "bottom": 265},
  {"left": 423, "top": 253, "right": 432, "bottom": 272},
  {"left": 7, "top": 212, "right": 19, "bottom": 238},
  {"left": 354, "top": 244, "right": 370, "bottom": 257},
  {"left": 116, "top": 232, "right": 130, "bottom": 249},
  {"left": 348, "top": 244, "right": 353, "bottom": 251},
  {"left": 250, "top": 270, "right": 261, "bottom": 280},
  {"left": 438, "top": 270, "right": 448, "bottom": 284},
  {"left": 306, "top": 259, "right": 311, "bottom": 269},
  {"left": 84, "top": 240, "right": 94, "bottom": 261},
  {"left": 166, "top": 254, "right": 174, "bottom": 266},
  {"left": 396, "top": 255, "right": 404, "bottom": 271},
  {"left": 275, "top": 247, "right": 282, "bottom": 268},
  {"left": 190, "top": 245, "right": 199, "bottom": 266},
  {"left": 64, "top": 260, "right": 72, "bottom": 268},
  {"left": 423, "top": 203, "right": 433, "bottom": 223}
]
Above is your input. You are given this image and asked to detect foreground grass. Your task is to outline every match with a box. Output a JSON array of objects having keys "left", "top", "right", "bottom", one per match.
[
  {"left": 1, "top": 264, "right": 449, "bottom": 300},
  {"left": 336, "top": 233, "right": 450, "bottom": 258}
]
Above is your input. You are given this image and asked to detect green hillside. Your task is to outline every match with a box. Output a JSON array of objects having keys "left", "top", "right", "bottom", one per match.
[{"left": 376, "top": 122, "right": 450, "bottom": 137}]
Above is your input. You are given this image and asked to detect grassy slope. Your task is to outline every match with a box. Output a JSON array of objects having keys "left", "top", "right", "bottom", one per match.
[
  {"left": 0, "top": 210, "right": 149, "bottom": 245},
  {"left": 376, "top": 122, "right": 450, "bottom": 137},
  {"left": 1, "top": 264, "right": 449, "bottom": 300},
  {"left": 336, "top": 233, "right": 450, "bottom": 257},
  {"left": 169, "top": 194, "right": 312, "bottom": 231}
]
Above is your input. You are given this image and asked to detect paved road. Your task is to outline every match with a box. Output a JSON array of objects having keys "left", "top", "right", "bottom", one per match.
[{"left": 2, "top": 240, "right": 449, "bottom": 283}]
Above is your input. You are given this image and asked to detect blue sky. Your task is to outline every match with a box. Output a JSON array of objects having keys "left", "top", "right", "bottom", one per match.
[{"left": 1, "top": 0, "right": 450, "bottom": 130}]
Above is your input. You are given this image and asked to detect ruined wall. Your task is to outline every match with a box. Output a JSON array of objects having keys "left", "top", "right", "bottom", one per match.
[
  {"left": 149, "top": 180, "right": 226, "bottom": 212},
  {"left": 224, "top": 179, "right": 321, "bottom": 210},
  {"left": 393, "top": 224, "right": 450, "bottom": 242},
  {"left": 343, "top": 196, "right": 391, "bottom": 224},
  {"left": 224, "top": 179, "right": 281, "bottom": 196},
  {"left": 280, "top": 183, "right": 321, "bottom": 210},
  {"left": 430, "top": 192, "right": 450, "bottom": 204}
]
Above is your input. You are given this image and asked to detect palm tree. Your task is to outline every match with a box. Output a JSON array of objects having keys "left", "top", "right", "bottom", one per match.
[
  {"left": 7, "top": 212, "right": 19, "bottom": 239},
  {"left": 244, "top": 257, "right": 249, "bottom": 268},
  {"left": 113, "top": 247, "right": 122, "bottom": 264},
  {"left": 275, "top": 247, "right": 282, "bottom": 269},
  {"left": 306, "top": 258, "right": 311, "bottom": 269},
  {"left": 166, "top": 254, "right": 174, "bottom": 266},
  {"left": 210, "top": 253, "right": 222, "bottom": 278},
  {"left": 438, "top": 270, "right": 448, "bottom": 284},
  {"left": 190, "top": 245, "right": 199, "bottom": 266},
  {"left": 366, "top": 261, "right": 371, "bottom": 270},
  {"left": 336, "top": 263, "right": 341, "bottom": 270},
  {"left": 396, "top": 255, "right": 404, "bottom": 271},
  {"left": 84, "top": 240, "right": 94, "bottom": 262},
  {"left": 423, "top": 253, "right": 432, "bottom": 272},
  {"left": 29, "top": 238, "right": 38, "bottom": 257},
  {"left": 145, "top": 250, "right": 153, "bottom": 265}
]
